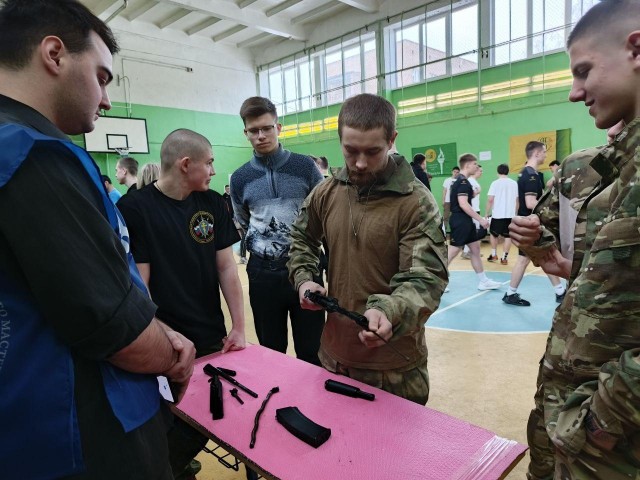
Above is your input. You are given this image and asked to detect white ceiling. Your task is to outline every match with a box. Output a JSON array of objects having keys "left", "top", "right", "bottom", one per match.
[{"left": 82, "top": 0, "right": 381, "bottom": 52}]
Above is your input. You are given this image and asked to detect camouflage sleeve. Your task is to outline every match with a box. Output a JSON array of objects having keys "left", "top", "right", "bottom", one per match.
[
  {"left": 590, "top": 349, "right": 640, "bottom": 439},
  {"left": 366, "top": 191, "right": 449, "bottom": 335},
  {"left": 287, "top": 188, "right": 323, "bottom": 290}
]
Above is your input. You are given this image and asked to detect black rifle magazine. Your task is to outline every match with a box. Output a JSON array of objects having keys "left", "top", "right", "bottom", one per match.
[{"left": 275, "top": 406, "right": 331, "bottom": 448}]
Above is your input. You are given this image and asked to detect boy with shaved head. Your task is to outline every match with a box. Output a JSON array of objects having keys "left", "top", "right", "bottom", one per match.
[
  {"left": 510, "top": 1, "right": 640, "bottom": 477},
  {"left": 118, "top": 128, "right": 246, "bottom": 478}
]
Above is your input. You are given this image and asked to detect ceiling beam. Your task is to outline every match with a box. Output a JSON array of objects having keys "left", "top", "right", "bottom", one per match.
[
  {"left": 212, "top": 25, "right": 247, "bottom": 42},
  {"left": 186, "top": 17, "right": 222, "bottom": 35},
  {"left": 157, "top": 0, "right": 307, "bottom": 40},
  {"left": 237, "top": 0, "right": 258, "bottom": 8},
  {"left": 126, "top": 1, "right": 159, "bottom": 21},
  {"left": 236, "top": 31, "right": 271, "bottom": 48},
  {"left": 336, "top": 0, "right": 378, "bottom": 14},
  {"left": 292, "top": 0, "right": 340, "bottom": 24},
  {"left": 265, "top": 0, "right": 302, "bottom": 17},
  {"left": 157, "top": 9, "right": 192, "bottom": 29}
]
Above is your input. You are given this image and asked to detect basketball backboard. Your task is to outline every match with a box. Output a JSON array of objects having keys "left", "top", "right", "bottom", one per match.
[{"left": 84, "top": 116, "right": 149, "bottom": 154}]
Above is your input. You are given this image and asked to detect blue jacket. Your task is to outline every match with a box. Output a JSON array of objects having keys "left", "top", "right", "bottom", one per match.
[{"left": 0, "top": 124, "right": 160, "bottom": 479}]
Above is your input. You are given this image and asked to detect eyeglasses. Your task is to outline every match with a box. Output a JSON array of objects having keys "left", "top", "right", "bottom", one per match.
[{"left": 244, "top": 124, "right": 277, "bottom": 137}]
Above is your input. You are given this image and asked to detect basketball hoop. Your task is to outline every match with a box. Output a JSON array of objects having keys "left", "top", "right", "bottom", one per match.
[{"left": 114, "top": 147, "right": 130, "bottom": 157}]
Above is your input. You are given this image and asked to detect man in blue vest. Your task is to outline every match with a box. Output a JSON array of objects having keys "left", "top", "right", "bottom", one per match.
[{"left": 0, "top": 1, "right": 195, "bottom": 479}]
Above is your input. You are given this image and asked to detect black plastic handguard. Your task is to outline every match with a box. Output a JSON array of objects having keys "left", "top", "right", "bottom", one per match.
[
  {"left": 209, "top": 374, "right": 224, "bottom": 420},
  {"left": 304, "top": 290, "right": 369, "bottom": 329},
  {"left": 275, "top": 406, "right": 331, "bottom": 448}
]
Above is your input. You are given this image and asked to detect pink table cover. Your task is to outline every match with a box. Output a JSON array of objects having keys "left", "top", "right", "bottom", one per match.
[{"left": 175, "top": 345, "right": 526, "bottom": 480}]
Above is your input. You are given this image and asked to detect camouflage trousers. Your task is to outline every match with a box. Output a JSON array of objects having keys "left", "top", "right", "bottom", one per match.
[
  {"left": 318, "top": 349, "right": 430, "bottom": 405},
  {"left": 527, "top": 359, "right": 555, "bottom": 480},
  {"left": 528, "top": 362, "right": 640, "bottom": 479}
]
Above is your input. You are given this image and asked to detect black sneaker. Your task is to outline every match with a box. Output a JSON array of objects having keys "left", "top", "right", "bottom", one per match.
[
  {"left": 502, "top": 293, "right": 531, "bottom": 306},
  {"left": 556, "top": 291, "right": 566, "bottom": 303}
]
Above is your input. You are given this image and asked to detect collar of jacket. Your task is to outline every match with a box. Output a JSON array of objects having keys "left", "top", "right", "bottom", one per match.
[
  {"left": 590, "top": 116, "right": 640, "bottom": 182},
  {"left": 329, "top": 154, "right": 416, "bottom": 195},
  {"left": 251, "top": 143, "right": 291, "bottom": 170}
]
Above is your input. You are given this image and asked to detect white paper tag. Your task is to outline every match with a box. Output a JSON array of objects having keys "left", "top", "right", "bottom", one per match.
[{"left": 157, "top": 375, "right": 175, "bottom": 403}]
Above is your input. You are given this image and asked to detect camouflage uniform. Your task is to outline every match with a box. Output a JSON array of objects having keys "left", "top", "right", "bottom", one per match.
[
  {"left": 523, "top": 146, "right": 603, "bottom": 480},
  {"left": 521, "top": 118, "right": 640, "bottom": 479},
  {"left": 288, "top": 155, "right": 448, "bottom": 405}
]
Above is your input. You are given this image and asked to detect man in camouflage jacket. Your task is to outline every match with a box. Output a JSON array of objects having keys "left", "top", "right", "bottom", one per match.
[
  {"left": 521, "top": 145, "right": 603, "bottom": 480},
  {"left": 511, "top": 2, "right": 640, "bottom": 477},
  {"left": 288, "top": 94, "right": 448, "bottom": 405}
]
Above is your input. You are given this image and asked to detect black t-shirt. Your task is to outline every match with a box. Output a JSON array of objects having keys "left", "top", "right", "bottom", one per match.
[
  {"left": 0, "top": 94, "right": 169, "bottom": 479},
  {"left": 449, "top": 174, "right": 473, "bottom": 215},
  {"left": 411, "top": 163, "right": 431, "bottom": 190},
  {"left": 517, "top": 166, "right": 543, "bottom": 216},
  {"left": 118, "top": 183, "right": 240, "bottom": 354}
]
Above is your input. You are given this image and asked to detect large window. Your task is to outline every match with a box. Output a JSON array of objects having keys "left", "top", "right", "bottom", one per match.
[
  {"left": 386, "top": 1, "right": 478, "bottom": 89},
  {"left": 258, "top": 0, "right": 601, "bottom": 114},
  {"left": 258, "top": 31, "right": 377, "bottom": 114}
]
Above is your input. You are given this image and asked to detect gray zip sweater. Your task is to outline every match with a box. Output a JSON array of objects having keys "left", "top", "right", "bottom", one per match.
[{"left": 230, "top": 144, "right": 323, "bottom": 260}]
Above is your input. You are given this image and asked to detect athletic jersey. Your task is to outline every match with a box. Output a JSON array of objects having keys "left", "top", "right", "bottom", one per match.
[
  {"left": 517, "top": 165, "right": 543, "bottom": 216},
  {"left": 443, "top": 177, "right": 455, "bottom": 202},
  {"left": 449, "top": 174, "right": 473, "bottom": 215},
  {"left": 487, "top": 177, "right": 518, "bottom": 219}
]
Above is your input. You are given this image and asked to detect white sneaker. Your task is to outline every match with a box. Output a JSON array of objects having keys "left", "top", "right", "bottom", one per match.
[{"left": 478, "top": 279, "right": 501, "bottom": 290}]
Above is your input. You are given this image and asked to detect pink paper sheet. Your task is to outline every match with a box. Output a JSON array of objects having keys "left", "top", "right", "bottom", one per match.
[{"left": 175, "top": 345, "right": 526, "bottom": 480}]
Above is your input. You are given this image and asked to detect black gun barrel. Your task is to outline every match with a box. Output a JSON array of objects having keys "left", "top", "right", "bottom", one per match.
[
  {"left": 204, "top": 364, "right": 259, "bottom": 398},
  {"left": 304, "top": 290, "right": 410, "bottom": 362},
  {"left": 325, "top": 379, "right": 375, "bottom": 401}
]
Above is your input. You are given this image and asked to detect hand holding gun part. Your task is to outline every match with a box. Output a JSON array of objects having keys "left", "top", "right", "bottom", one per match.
[
  {"left": 230, "top": 388, "right": 244, "bottom": 405},
  {"left": 203, "top": 364, "right": 258, "bottom": 398},
  {"left": 325, "top": 379, "right": 375, "bottom": 401},
  {"left": 304, "top": 290, "right": 410, "bottom": 361},
  {"left": 250, "top": 386, "right": 280, "bottom": 449}
]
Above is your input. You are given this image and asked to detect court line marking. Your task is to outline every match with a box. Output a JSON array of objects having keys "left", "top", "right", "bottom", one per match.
[
  {"left": 430, "top": 267, "right": 542, "bottom": 317},
  {"left": 425, "top": 326, "right": 549, "bottom": 335}
]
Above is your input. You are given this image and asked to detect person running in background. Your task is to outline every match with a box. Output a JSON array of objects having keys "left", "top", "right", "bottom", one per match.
[{"left": 502, "top": 141, "right": 565, "bottom": 307}]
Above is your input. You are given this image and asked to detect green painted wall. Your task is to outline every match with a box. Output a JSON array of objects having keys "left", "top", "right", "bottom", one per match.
[
  {"left": 75, "top": 51, "right": 604, "bottom": 213},
  {"left": 76, "top": 102, "right": 254, "bottom": 195}
]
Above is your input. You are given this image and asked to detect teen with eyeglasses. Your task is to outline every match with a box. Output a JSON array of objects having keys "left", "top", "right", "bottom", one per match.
[{"left": 230, "top": 96, "right": 325, "bottom": 365}]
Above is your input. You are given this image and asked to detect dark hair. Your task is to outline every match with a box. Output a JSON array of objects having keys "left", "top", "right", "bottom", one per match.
[
  {"left": 239, "top": 96, "right": 277, "bottom": 125},
  {"left": 567, "top": 0, "right": 639, "bottom": 48},
  {"left": 117, "top": 156, "right": 139, "bottom": 176},
  {"left": 0, "top": 0, "right": 119, "bottom": 69},
  {"left": 338, "top": 94, "right": 396, "bottom": 143},
  {"left": 101, "top": 174, "right": 112, "bottom": 184},
  {"left": 548, "top": 160, "right": 560, "bottom": 167},
  {"left": 412, "top": 153, "right": 426, "bottom": 165},
  {"left": 225, "top": 184, "right": 230, "bottom": 188},
  {"left": 525, "top": 141, "right": 545, "bottom": 159},
  {"left": 452, "top": 166, "right": 460, "bottom": 173},
  {"left": 458, "top": 153, "right": 477, "bottom": 169},
  {"left": 497, "top": 164, "right": 509, "bottom": 175}
]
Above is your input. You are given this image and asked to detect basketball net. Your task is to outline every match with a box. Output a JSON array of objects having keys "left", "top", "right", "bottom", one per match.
[{"left": 114, "top": 147, "right": 130, "bottom": 157}]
